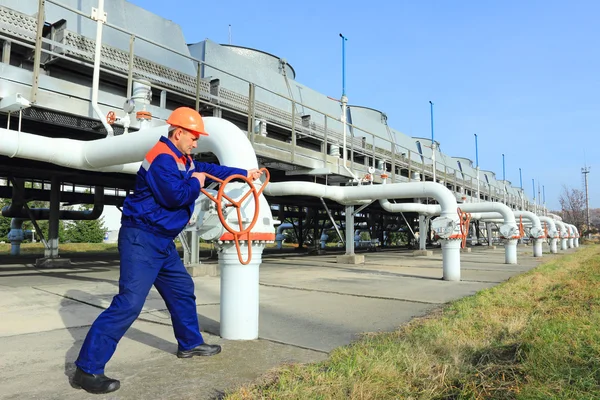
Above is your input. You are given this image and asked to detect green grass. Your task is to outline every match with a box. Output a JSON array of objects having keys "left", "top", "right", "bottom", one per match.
[
  {"left": 225, "top": 245, "right": 600, "bottom": 399},
  {"left": 0, "top": 241, "right": 300, "bottom": 255},
  {"left": 0, "top": 242, "right": 119, "bottom": 254}
]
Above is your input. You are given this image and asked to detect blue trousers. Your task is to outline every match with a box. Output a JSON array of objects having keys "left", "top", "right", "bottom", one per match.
[{"left": 75, "top": 227, "right": 204, "bottom": 374}]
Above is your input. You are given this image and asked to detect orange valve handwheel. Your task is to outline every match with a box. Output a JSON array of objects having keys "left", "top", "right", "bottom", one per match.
[
  {"left": 519, "top": 215, "right": 525, "bottom": 238},
  {"left": 200, "top": 168, "right": 270, "bottom": 265},
  {"left": 457, "top": 207, "right": 472, "bottom": 249},
  {"left": 106, "top": 111, "right": 117, "bottom": 125}
]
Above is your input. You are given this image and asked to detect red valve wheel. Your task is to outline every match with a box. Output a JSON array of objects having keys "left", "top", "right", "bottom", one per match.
[
  {"left": 106, "top": 111, "right": 117, "bottom": 125},
  {"left": 200, "top": 168, "right": 270, "bottom": 265}
]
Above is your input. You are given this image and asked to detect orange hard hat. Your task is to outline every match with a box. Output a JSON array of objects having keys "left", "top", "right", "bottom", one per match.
[{"left": 166, "top": 107, "right": 208, "bottom": 137}]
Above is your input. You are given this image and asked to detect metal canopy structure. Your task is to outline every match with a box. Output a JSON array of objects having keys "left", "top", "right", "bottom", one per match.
[{"left": 0, "top": 0, "right": 546, "bottom": 261}]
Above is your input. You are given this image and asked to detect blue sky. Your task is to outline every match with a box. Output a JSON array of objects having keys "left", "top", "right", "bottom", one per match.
[{"left": 129, "top": 0, "right": 599, "bottom": 210}]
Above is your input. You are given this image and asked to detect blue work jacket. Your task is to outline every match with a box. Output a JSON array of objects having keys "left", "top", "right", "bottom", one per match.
[{"left": 121, "top": 136, "right": 247, "bottom": 239}]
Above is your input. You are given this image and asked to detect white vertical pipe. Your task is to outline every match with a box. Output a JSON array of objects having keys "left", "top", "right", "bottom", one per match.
[
  {"left": 567, "top": 225, "right": 575, "bottom": 248},
  {"left": 505, "top": 239, "right": 518, "bottom": 264},
  {"left": 91, "top": 0, "right": 113, "bottom": 136},
  {"left": 533, "top": 239, "right": 543, "bottom": 257},
  {"left": 550, "top": 238, "right": 558, "bottom": 254},
  {"left": 340, "top": 95, "right": 356, "bottom": 180},
  {"left": 442, "top": 240, "right": 461, "bottom": 281},
  {"left": 219, "top": 245, "right": 262, "bottom": 340},
  {"left": 486, "top": 222, "right": 493, "bottom": 246}
]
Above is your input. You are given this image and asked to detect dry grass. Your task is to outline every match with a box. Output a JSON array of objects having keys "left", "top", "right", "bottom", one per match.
[{"left": 225, "top": 245, "right": 600, "bottom": 399}]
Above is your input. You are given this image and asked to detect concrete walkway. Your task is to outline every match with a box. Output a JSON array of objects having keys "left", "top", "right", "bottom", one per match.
[{"left": 0, "top": 244, "right": 573, "bottom": 399}]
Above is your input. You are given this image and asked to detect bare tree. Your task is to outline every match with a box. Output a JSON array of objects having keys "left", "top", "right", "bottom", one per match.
[{"left": 558, "top": 185, "right": 587, "bottom": 235}]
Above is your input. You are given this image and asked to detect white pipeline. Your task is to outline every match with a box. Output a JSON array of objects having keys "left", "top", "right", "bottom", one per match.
[
  {"left": 448, "top": 202, "right": 518, "bottom": 264},
  {"left": 475, "top": 210, "right": 544, "bottom": 257},
  {"left": 572, "top": 225, "right": 580, "bottom": 247},
  {"left": 566, "top": 224, "right": 575, "bottom": 248},
  {"left": 553, "top": 220, "right": 569, "bottom": 251},
  {"left": 265, "top": 181, "right": 462, "bottom": 281},
  {"left": 0, "top": 117, "right": 256, "bottom": 174},
  {"left": 538, "top": 216, "right": 559, "bottom": 254},
  {"left": 219, "top": 246, "right": 261, "bottom": 340}
]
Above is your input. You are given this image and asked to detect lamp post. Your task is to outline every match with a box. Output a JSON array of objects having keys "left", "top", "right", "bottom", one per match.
[
  {"left": 502, "top": 153, "right": 506, "bottom": 204},
  {"left": 429, "top": 101, "right": 436, "bottom": 183},
  {"left": 338, "top": 33, "right": 354, "bottom": 180},
  {"left": 519, "top": 167, "right": 523, "bottom": 209},
  {"left": 475, "top": 134, "right": 480, "bottom": 202},
  {"left": 532, "top": 178, "right": 536, "bottom": 213},
  {"left": 543, "top": 185, "right": 546, "bottom": 215}
]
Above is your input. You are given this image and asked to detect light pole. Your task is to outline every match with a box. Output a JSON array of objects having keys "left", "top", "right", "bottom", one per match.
[
  {"left": 532, "top": 178, "right": 536, "bottom": 213},
  {"left": 429, "top": 101, "right": 436, "bottom": 183},
  {"left": 519, "top": 167, "right": 523, "bottom": 209},
  {"left": 475, "top": 134, "right": 480, "bottom": 202},
  {"left": 338, "top": 33, "right": 354, "bottom": 180},
  {"left": 543, "top": 185, "right": 546, "bottom": 215},
  {"left": 502, "top": 153, "right": 506, "bottom": 204},
  {"left": 340, "top": 33, "right": 347, "bottom": 97}
]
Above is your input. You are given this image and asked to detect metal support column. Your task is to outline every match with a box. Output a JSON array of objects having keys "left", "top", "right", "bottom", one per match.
[
  {"left": 45, "top": 176, "right": 60, "bottom": 258},
  {"left": 345, "top": 205, "right": 355, "bottom": 255},
  {"left": 190, "top": 230, "right": 200, "bottom": 265},
  {"left": 419, "top": 214, "right": 427, "bottom": 250},
  {"left": 31, "top": 0, "right": 45, "bottom": 103},
  {"left": 487, "top": 222, "right": 494, "bottom": 247},
  {"left": 2, "top": 40, "right": 11, "bottom": 64}
]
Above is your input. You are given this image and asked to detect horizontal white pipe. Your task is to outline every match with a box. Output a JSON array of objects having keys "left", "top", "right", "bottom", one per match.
[
  {"left": 548, "top": 213, "right": 563, "bottom": 221},
  {"left": 0, "top": 128, "right": 141, "bottom": 173},
  {"left": 265, "top": 182, "right": 458, "bottom": 218},
  {"left": 378, "top": 200, "right": 439, "bottom": 216},
  {"left": 472, "top": 210, "right": 541, "bottom": 233},
  {"left": 0, "top": 117, "right": 256, "bottom": 174},
  {"left": 458, "top": 203, "right": 516, "bottom": 225}
]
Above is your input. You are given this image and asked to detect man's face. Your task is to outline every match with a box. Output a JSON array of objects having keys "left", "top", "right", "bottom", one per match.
[{"left": 174, "top": 128, "right": 199, "bottom": 155}]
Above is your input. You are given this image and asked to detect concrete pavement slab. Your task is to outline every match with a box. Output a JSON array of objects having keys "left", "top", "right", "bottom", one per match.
[{"left": 0, "top": 320, "right": 325, "bottom": 400}]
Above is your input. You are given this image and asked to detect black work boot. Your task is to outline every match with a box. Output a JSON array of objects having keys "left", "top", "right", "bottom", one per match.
[
  {"left": 72, "top": 367, "right": 120, "bottom": 394},
  {"left": 177, "top": 343, "right": 222, "bottom": 358}
]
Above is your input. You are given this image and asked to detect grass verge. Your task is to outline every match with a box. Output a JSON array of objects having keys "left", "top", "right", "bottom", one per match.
[
  {"left": 225, "top": 245, "right": 600, "bottom": 399},
  {"left": 0, "top": 242, "right": 119, "bottom": 254}
]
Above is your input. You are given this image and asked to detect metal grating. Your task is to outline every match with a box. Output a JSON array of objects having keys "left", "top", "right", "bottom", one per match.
[
  {"left": 0, "top": 6, "right": 37, "bottom": 41},
  {"left": 61, "top": 32, "right": 211, "bottom": 100},
  {"left": 22, "top": 107, "right": 125, "bottom": 136}
]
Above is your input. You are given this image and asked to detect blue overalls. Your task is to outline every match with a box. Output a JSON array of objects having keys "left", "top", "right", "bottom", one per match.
[{"left": 75, "top": 136, "right": 246, "bottom": 374}]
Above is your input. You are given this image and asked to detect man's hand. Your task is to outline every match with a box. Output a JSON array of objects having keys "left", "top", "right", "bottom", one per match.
[
  {"left": 192, "top": 172, "right": 206, "bottom": 187},
  {"left": 247, "top": 168, "right": 263, "bottom": 181}
]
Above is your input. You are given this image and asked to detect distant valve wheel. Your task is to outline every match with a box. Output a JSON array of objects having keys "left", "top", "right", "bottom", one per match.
[{"left": 106, "top": 111, "right": 117, "bottom": 125}]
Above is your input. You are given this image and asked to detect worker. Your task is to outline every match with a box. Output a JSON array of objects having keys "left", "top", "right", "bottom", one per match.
[{"left": 72, "top": 107, "right": 263, "bottom": 394}]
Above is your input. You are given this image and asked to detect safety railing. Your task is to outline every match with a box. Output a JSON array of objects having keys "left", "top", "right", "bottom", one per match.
[{"left": 0, "top": 0, "right": 536, "bottom": 211}]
